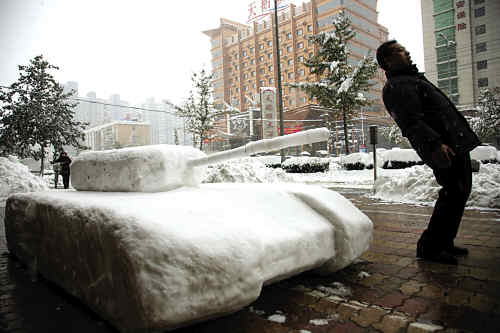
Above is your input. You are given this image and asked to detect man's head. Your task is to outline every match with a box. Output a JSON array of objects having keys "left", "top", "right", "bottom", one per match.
[{"left": 376, "top": 40, "right": 413, "bottom": 71}]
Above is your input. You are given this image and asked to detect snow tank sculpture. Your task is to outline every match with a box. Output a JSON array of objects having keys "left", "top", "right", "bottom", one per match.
[{"left": 4, "top": 128, "right": 373, "bottom": 332}]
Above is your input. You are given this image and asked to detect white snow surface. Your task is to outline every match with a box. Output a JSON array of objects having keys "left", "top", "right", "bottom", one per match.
[
  {"left": 0, "top": 156, "right": 49, "bottom": 201},
  {"left": 203, "top": 157, "right": 291, "bottom": 183},
  {"left": 70, "top": 144, "right": 207, "bottom": 192},
  {"left": 470, "top": 145, "right": 498, "bottom": 161},
  {"left": 383, "top": 148, "right": 422, "bottom": 163},
  {"left": 373, "top": 164, "right": 500, "bottom": 209},
  {"left": 5, "top": 183, "right": 372, "bottom": 331}
]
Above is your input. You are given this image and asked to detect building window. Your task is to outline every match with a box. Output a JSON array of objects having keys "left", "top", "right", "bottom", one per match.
[
  {"left": 244, "top": 85, "right": 249, "bottom": 91},
  {"left": 475, "top": 24, "right": 486, "bottom": 35},
  {"left": 474, "top": 7, "right": 485, "bottom": 17},
  {"left": 474, "top": 0, "right": 485, "bottom": 4},
  {"left": 267, "top": 40, "right": 272, "bottom": 47},
  {"left": 250, "top": 47, "right": 254, "bottom": 53},
  {"left": 434, "top": 0, "right": 453, "bottom": 12},
  {"left": 287, "top": 45, "right": 293, "bottom": 53},
  {"left": 307, "top": 24, "right": 312, "bottom": 32},
  {"left": 267, "top": 53, "right": 273, "bottom": 60},
  {"left": 235, "top": 88, "right": 239, "bottom": 93},
  {"left": 290, "top": 99, "right": 294, "bottom": 105},
  {"left": 260, "top": 68, "right": 265, "bottom": 74},
  {"left": 309, "top": 52, "right": 314, "bottom": 59},
  {"left": 251, "top": 71, "right": 256, "bottom": 77},
  {"left": 260, "top": 80, "right": 265, "bottom": 86},
  {"left": 298, "top": 55, "right": 304, "bottom": 63},
  {"left": 243, "top": 73, "right": 248, "bottom": 79},
  {"left": 434, "top": 11, "right": 454, "bottom": 29},
  {"left": 297, "top": 28, "right": 303, "bottom": 36},
  {"left": 242, "top": 51, "right": 247, "bottom": 57},
  {"left": 268, "top": 65, "right": 273, "bottom": 72},
  {"left": 234, "top": 65, "right": 238, "bottom": 70},
  {"left": 259, "top": 43, "right": 264, "bottom": 50},
  {"left": 287, "top": 32, "right": 292, "bottom": 40},
  {"left": 476, "top": 42, "right": 487, "bottom": 53},
  {"left": 298, "top": 68, "right": 305, "bottom": 76},
  {"left": 288, "top": 72, "right": 294, "bottom": 79},
  {"left": 269, "top": 78, "right": 274, "bottom": 84},
  {"left": 259, "top": 55, "right": 264, "bottom": 62},
  {"left": 297, "top": 42, "right": 304, "bottom": 49},
  {"left": 279, "top": 49, "right": 283, "bottom": 55},
  {"left": 250, "top": 59, "right": 255, "bottom": 65},
  {"left": 253, "top": 83, "right": 256, "bottom": 88},
  {"left": 243, "top": 62, "right": 247, "bottom": 68},
  {"left": 477, "top": 60, "right": 488, "bottom": 70},
  {"left": 478, "top": 78, "right": 488, "bottom": 87}
]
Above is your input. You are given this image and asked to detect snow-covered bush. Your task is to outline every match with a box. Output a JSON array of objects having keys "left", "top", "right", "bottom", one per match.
[
  {"left": 0, "top": 156, "right": 49, "bottom": 201},
  {"left": 253, "top": 155, "right": 282, "bottom": 168},
  {"left": 340, "top": 152, "right": 383, "bottom": 170},
  {"left": 203, "top": 157, "right": 291, "bottom": 183},
  {"left": 382, "top": 148, "right": 423, "bottom": 169},
  {"left": 470, "top": 145, "right": 498, "bottom": 164},
  {"left": 281, "top": 156, "right": 330, "bottom": 173}
]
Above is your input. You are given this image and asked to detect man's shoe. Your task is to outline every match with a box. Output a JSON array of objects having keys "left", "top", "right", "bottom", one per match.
[
  {"left": 444, "top": 245, "right": 468, "bottom": 256},
  {"left": 418, "top": 251, "right": 458, "bottom": 265}
]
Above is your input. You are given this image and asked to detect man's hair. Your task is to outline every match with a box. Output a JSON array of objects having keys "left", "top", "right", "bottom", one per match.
[{"left": 376, "top": 40, "right": 398, "bottom": 71}]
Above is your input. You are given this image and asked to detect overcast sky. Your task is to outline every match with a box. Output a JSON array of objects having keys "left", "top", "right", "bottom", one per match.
[{"left": 0, "top": 0, "right": 423, "bottom": 106}]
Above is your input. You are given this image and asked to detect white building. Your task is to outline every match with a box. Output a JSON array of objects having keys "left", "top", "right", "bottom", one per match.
[{"left": 421, "top": 0, "right": 500, "bottom": 109}]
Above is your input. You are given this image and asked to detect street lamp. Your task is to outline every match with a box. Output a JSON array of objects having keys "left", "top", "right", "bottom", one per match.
[
  {"left": 273, "top": 0, "right": 285, "bottom": 163},
  {"left": 438, "top": 32, "right": 456, "bottom": 99}
]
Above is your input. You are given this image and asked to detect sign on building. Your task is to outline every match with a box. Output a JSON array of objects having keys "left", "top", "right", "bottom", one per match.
[
  {"left": 260, "top": 87, "right": 278, "bottom": 139},
  {"left": 248, "top": 0, "right": 290, "bottom": 23}
]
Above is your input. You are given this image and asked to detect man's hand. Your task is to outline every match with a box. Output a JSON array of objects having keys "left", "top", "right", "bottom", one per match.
[
  {"left": 432, "top": 144, "right": 455, "bottom": 168},
  {"left": 440, "top": 144, "right": 455, "bottom": 162}
]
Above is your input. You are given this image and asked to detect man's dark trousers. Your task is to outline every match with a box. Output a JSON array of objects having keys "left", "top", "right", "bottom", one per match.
[{"left": 418, "top": 152, "right": 472, "bottom": 255}]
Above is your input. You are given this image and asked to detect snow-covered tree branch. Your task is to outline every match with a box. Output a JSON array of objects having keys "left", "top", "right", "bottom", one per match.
[{"left": 467, "top": 87, "right": 500, "bottom": 142}]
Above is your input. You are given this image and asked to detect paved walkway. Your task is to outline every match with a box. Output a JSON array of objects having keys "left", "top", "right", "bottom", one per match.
[{"left": 1, "top": 188, "right": 499, "bottom": 333}]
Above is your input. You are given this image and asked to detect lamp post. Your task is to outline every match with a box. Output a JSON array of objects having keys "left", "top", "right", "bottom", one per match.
[
  {"left": 273, "top": 0, "right": 285, "bottom": 163},
  {"left": 438, "top": 32, "right": 456, "bottom": 98}
]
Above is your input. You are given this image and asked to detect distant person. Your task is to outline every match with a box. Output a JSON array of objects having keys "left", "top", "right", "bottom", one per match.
[
  {"left": 51, "top": 156, "right": 62, "bottom": 189},
  {"left": 376, "top": 40, "right": 481, "bottom": 265},
  {"left": 52, "top": 151, "right": 72, "bottom": 189}
]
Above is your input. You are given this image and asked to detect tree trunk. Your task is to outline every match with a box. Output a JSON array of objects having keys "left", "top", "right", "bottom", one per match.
[
  {"left": 40, "top": 146, "right": 45, "bottom": 177},
  {"left": 343, "top": 109, "right": 349, "bottom": 155}
]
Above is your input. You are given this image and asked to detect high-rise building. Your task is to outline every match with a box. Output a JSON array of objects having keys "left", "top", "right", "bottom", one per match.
[
  {"left": 141, "top": 98, "right": 191, "bottom": 145},
  {"left": 421, "top": 0, "right": 500, "bottom": 109},
  {"left": 203, "top": 0, "right": 390, "bottom": 150}
]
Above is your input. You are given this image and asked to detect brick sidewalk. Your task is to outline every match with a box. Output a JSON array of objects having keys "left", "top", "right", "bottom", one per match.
[{"left": 1, "top": 190, "right": 500, "bottom": 332}]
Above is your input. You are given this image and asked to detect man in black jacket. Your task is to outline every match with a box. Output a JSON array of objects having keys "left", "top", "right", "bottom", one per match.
[
  {"left": 376, "top": 40, "right": 481, "bottom": 265},
  {"left": 53, "top": 151, "right": 72, "bottom": 189}
]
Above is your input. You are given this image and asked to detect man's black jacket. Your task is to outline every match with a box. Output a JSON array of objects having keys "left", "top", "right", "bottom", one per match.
[{"left": 382, "top": 66, "right": 480, "bottom": 169}]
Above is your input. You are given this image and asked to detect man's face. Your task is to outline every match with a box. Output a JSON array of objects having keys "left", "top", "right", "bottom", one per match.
[{"left": 386, "top": 43, "right": 412, "bottom": 70}]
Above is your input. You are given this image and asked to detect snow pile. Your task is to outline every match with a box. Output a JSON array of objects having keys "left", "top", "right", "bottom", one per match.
[
  {"left": 373, "top": 164, "right": 500, "bottom": 208},
  {"left": 254, "top": 155, "right": 282, "bottom": 167},
  {"left": 5, "top": 183, "right": 372, "bottom": 331},
  {"left": 470, "top": 145, "right": 498, "bottom": 163},
  {"left": 203, "top": 157, "right": 291, "bottom": 183},
  {"left": 71, "top": 144, "right": 207, "bottom": 192},
  {"left": 0, "top": 156, "right": 49, "bottom": 201}
]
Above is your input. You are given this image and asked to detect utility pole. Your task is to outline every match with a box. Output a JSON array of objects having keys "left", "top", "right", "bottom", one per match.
[{"left": 274, "top": 0, "right": 285, "bottom": 163}]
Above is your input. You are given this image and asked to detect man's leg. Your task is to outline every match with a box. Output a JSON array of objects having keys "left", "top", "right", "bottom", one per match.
[
  {"left": 63, "top": 174, "right": 69, "bottom": 189},
  {"left": 417, "top": 153, "right": 472, "bottom": 261}
]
